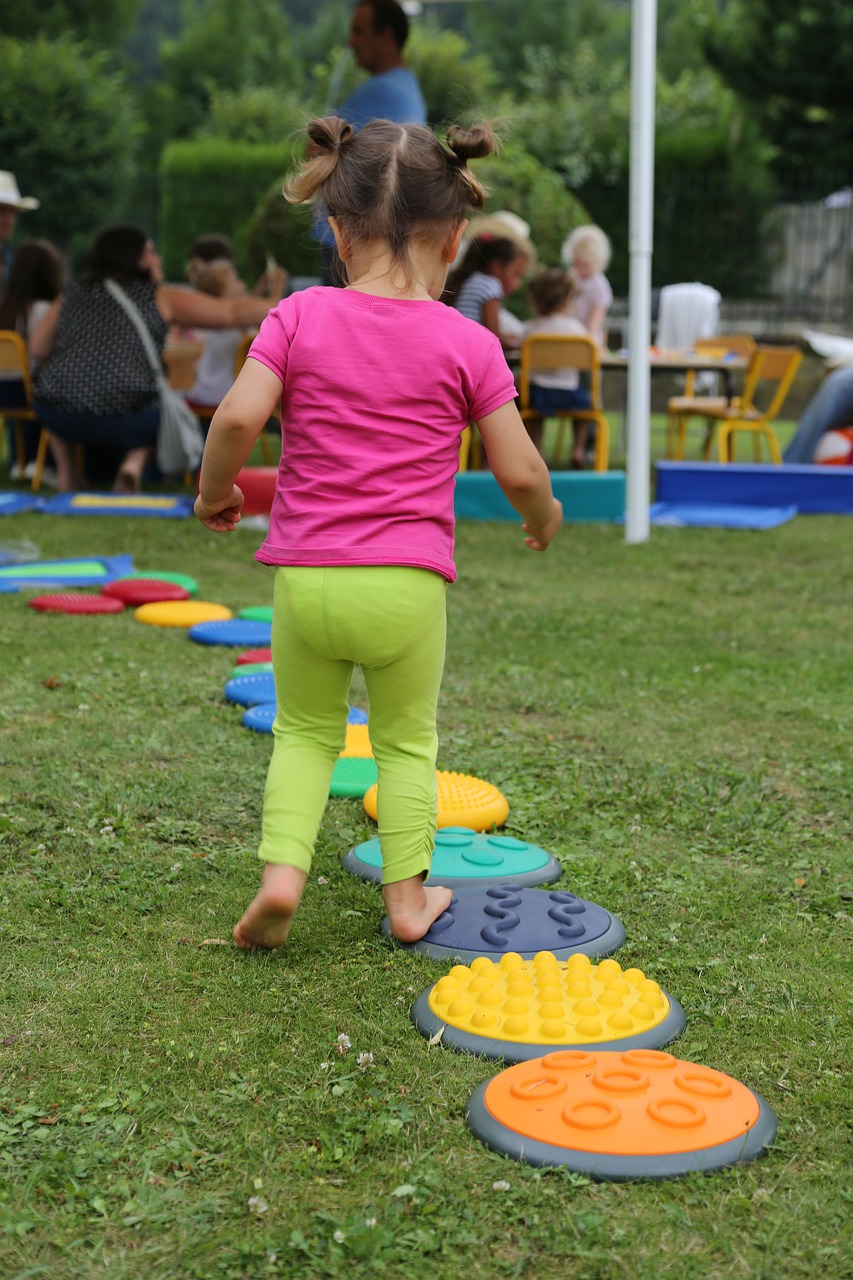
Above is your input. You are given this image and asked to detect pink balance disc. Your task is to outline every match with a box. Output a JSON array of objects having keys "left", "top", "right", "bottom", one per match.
[
  {"left": 102, "top": 578, "right": 190, "bottom": 606},
  {"left": 236, "top": 647, "right": 273, "bottom": 665},
  {"left": 29, "top": 593, "right": 125, "bottom": 615}
]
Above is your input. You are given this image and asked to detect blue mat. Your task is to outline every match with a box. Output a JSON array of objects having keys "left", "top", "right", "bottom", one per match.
[
  {"left": 38, "top": 492, "right": 195, "bottom": 518},
  {"left": 0, "top": 554, "right": 133, "bottom": 590},
  {"left": 649, "top": 502, "right": 798, "bottom": 530},
  {"left": 656, "top": 462, "right": 853, "bottom": 515},
  {"left": 0, "top": 492, "right": 44, "bottom": 515},
  {"left": 455, "top": 471, "right": 626, "bottom": 523}
]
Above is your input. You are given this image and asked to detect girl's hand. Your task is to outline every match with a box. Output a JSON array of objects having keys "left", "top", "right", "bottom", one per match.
[
  {"left": 523, "top": 498, "right": 563, "bottom": 551},
  {"left": 194, "top": 485, "right": 244, "bottom": 532}
]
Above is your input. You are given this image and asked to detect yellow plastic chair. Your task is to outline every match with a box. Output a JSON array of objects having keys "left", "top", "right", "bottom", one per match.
[
  {"left": 0, "top": 330, "right": 39, "bottom": 480},
  {"left": 668, "top": 345, "right": 802, "bottom": 465},
  {"left": 518, "top": 334, "right": 610, "bottom": 471},
  {"left": 665, "top": 335, "right": 757, "bottom": 459}
]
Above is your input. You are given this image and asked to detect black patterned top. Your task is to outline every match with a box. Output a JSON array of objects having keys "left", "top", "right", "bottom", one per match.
[{"left": 36, "top": 278, "right": 167, "bottom": 415}]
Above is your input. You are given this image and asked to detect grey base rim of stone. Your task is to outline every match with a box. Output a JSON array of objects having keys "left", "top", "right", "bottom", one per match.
[
  {"left": 465, "top": 1081, "right": 778, "bottom": 1180},
  {"left": 342, "top": 850, "right": 563, "bottom": 889},
  {"left": 410, "top": 990, "right": 687, "bottom": 1062},
  {"left": 379, "top": 913, "right": 627, "bottom": 963}
]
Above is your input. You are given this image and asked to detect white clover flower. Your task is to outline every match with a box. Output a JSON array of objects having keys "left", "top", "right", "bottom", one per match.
[
  {"left": 365, "top": 1217, "right": 377, "bottom": 1228},
  {"left": 317, "top": 875, "right": 329, "bottom": 885},
  {"left": 356, "top": 1051, "right": 374, "bottom": 1070},
  {"left": 247, "top": 1196, "right": 269, "bottom": 1214},
  {"left": 320, "top": 1061, "right": 330, "bottom": 1072},
  {"left": 336, "top": 1033, "right": 351, "bottom": 1055},
  {"left": 333, "top": 1229, "right": 346, "bottom": 1243},
  {"left": 492, "top": 1179, "right": 511, "bottom": 1192}
]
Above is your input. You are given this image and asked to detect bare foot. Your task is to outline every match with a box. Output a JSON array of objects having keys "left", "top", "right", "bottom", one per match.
[
  {"left": 383, "top": 880, "right": 453, "bottom": 944},
  {"left": 233, "top": 863, "right": 307, "bottom": 951}
]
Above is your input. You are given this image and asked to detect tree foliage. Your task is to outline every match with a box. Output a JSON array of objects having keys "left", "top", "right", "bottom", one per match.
[
  {"left": 2, "top": 0, "right": 141, "bottom": 48},
  {"left": 0, "top": 37, "right": 138, "bottom": 255},
  {"left": 704, "top": 0, "right": 853, "bottom": 170}
]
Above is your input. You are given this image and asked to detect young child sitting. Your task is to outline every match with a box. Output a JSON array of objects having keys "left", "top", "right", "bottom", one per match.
[
  {"left": 183, "top": 257, "right": 251, "bottom": 412},
  {"left": 561, "top": 224, "right": 613, "bottom": 350},
  {"left": 444, "top": 234, "right": 532, "bottom": 351},
  {"left": 522, "top": 267, "right": 594, "bottom": 466}
]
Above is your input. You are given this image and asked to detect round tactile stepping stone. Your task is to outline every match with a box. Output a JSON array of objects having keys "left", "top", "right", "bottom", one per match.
[
  {"left": 117, "top": 571, "right": 198, "bottom": 594},
  {"left": 236, "top": 647, "right": 272, "bottom": 665},
  {"left": 238, "top": 605, "right": 274, "bottom": 622},
  {"left": 243, "top": 703, "right": 277, "bottom": 734},
  {"left": 466, "top": 1049, "right": 777, "bottom": 1178},
  {"left": 189, "top": 619, "right": 271, "bottom": 647},
  {"left": 330, "top": 756, "right": 378, "bottom": 796},
  {"left": 103, "top": 578, "right": 190, "bottom": 605},
  {"left": 380, "top": 885, "right": 625, "bottom": 962},
  {"left": 411, "top": 952, "right": 685, "bottom": 1061},
  {"left": 240, "top": 704, "right": 369, "bottom": 738},
  {"left": 340, "top": 722, "right": 372, "bottom": 758},
  {"left": 230, "top": 661, "right": 274, "bottom": 678},
  {"left": 136, "top": 601, "right": 232, "bottom": 628},
  {"left": 29, "top": 592, "right": 125, "bottom": 615},
  {"left": 224, "top": 671, "right": 276, "bottom": 707},
  {"left": 364, "top": 770, "right": 508, "bottom": 831},
  {"left": 344, "top": 827, "right": 561, "bottom": 889}
]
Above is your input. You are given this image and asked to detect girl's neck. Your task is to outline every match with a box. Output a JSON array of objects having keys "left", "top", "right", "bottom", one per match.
[{"left": 342, "top": 241, "right": 446, "bottom": 302}]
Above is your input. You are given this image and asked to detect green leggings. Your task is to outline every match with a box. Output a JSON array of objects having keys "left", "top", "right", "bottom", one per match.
[{"left": 258, "top": 565, "right": 447, "bottom": 884}]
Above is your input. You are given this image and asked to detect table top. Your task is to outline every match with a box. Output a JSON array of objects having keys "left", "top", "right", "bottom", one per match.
[{"left": 601, "top": 347, "right": 748, "bottom": 372}]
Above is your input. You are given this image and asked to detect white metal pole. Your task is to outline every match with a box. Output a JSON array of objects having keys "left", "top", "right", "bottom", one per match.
[{"left": 625, "top": 0, "right": 658, "bottom": 544}]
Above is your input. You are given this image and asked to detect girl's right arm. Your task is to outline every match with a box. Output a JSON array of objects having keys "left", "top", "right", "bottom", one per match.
[
  {"left": 475, "top": 400, "right": 563, "bottom": 551},
  {"left": 194, "top": 358, "right": 283, "bottom": 532}
]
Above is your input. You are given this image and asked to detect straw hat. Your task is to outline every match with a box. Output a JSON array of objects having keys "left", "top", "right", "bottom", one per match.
[
  {"left": 0, "top": 172, "right": 39, "bottom": 211},
  {"left": 460, "top": 211, "right": 537, "bottom": 266}
]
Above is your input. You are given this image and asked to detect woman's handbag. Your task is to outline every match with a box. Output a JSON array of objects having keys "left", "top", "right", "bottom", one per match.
[{"left": 104, "top": 279, "right": 205, "bottom": 475}]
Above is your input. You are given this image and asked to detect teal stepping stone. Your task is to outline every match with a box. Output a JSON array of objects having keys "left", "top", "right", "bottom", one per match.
[
  {"left": 342, "top": 826, "right": 562, "bottom": 888},
  {"left": 330, "top": 756, "right": 378, "bottom": 798}
]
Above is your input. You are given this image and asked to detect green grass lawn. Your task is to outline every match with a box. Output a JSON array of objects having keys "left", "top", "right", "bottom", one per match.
[{"left": 0, "top": 504, "right": 850, "bottom": 1280}]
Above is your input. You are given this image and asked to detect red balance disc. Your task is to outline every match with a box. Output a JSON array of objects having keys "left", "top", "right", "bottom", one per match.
[
  {"left": 236, "top": 647, "right": 273, "bottom": 665},
  {"left": 102, "top": 578, "right": 190, "bottom": 606},
  {"left": 29, "top": 593, "right": 125, "bottom": 615}
]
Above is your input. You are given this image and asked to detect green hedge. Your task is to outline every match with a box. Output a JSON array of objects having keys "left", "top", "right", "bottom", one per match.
[{"left": 159, "top": 137, "right": 302, "bottom": 280}]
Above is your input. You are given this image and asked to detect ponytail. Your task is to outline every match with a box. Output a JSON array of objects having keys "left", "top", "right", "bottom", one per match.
[{"left": 284, "top": 116, "right": 355, "bottom": 205}]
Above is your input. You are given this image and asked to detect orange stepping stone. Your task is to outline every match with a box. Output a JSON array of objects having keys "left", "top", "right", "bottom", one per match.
[
  {"left": 467, "top": 1049, "right": 777, "bottom": 1178},
  {"left": 363, "top": 769, "right": 508, "bottom": 831}
]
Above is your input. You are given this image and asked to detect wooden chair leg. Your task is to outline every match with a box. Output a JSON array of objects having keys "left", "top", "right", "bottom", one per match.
[
  {"left": 458, "top": 425, "right": 471, "bottom": 473},
  {"left": 593, "top": 413, "right": 610, "bottom": 471},
  {"left": 31, "top": 429, "right": 50, "bottom": 492}
]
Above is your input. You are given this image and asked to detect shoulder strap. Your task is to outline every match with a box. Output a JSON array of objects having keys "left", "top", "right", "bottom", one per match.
[{"left": 103, "top": 278, "right": 164, "bottom": 380}]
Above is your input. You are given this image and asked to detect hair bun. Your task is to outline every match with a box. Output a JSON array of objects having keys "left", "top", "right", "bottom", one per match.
[
  {"left": 445, "top": 123, "right": 500, "bottom": 163},
  {"left": 307, "top": 116, "right": 355, "bottom": 152}
]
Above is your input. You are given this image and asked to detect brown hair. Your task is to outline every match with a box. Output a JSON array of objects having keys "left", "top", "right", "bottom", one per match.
[
  {"left": 528, "top": 268, "right": 574, "bottom": 318},
  {"left": 0, "top": 239, "right": 64, "bottom": 332},
  {"left": 185, "top": 257, "right": 234, "bottom": 296},
  {"left": 286, "top": 116, "right": 499, "bottom": 283},
  {"left": 443, "top": 235, "right": 531, "bottom": 306}
]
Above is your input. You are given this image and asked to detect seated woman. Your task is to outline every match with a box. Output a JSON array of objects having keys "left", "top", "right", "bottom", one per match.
[
  {"left": 30, "top": 224, "right": 282, "bottom": 492},
  {"left": 0, "top": 238, "right": 64, "bottom": 480}
]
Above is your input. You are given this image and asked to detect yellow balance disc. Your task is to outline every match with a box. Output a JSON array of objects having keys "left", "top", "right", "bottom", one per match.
[
  {"left": 339, "top": 723, "right": 372, "bottom": 758},
  {"left": 363, "top": 769, "right": 509, "bottom": 830},
  {"left": 134, "top": 601, "right": 233, "bottom": 628},
  {"left": 420, "top": 952, "right": 685, "bottom": 1052}
]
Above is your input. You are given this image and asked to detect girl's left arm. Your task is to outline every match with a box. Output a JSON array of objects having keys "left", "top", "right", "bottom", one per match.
[
  {"left": 194, "top": 358, "right": 283, "bottom": 532},
  {"left": 28, "top": 297, "right": 62, "bottom": 362}
]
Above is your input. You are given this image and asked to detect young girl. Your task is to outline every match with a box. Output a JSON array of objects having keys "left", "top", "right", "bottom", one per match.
[
  {"left": 522, "top": 267, "right": 594, "bottom": 466},
  {"left": 560, "top": 224, "right": 613, "bottom": 350},
  {"left": 194, "top": 116, "right": 562, "bottom": 951},
  {"left": 444, "top": 234, "right": 531, "bottom": 351}
]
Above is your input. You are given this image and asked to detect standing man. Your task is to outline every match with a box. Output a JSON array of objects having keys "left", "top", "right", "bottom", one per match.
[
  {"left": 0, "top": 172, "right": 40, "bottom": 290},
  {"left": 315, "top": 0, "right": 427, "bottom": 282}
]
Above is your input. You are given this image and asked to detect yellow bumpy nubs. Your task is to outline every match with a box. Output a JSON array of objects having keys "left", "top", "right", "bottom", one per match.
[{"left": 428, "top": 952, "right": 670, "bottom": 1045}]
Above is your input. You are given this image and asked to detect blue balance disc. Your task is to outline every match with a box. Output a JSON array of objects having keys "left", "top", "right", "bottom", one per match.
[
  {"left": 380, "top": 885, "right": 626, "bottom": 962},
  {"left": 189, "top": 619, "right": 272, "bottom": 648},
  {"left": 225, "top": 671, "right": 276, "bottom": 707},
  {"left": 240, "top": 703, "right": 369, "bottom": 738},
  {"left": 243, "top": 702, "right": 277, "bottom": 733},
  {"left": 343, "top": 827, "right": 562, "bottom": 889}
]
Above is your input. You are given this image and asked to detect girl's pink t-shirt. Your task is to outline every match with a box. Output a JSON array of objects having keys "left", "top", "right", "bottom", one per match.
[{"left": 249, "top": 287, "right": 516, "bottom": 583}]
